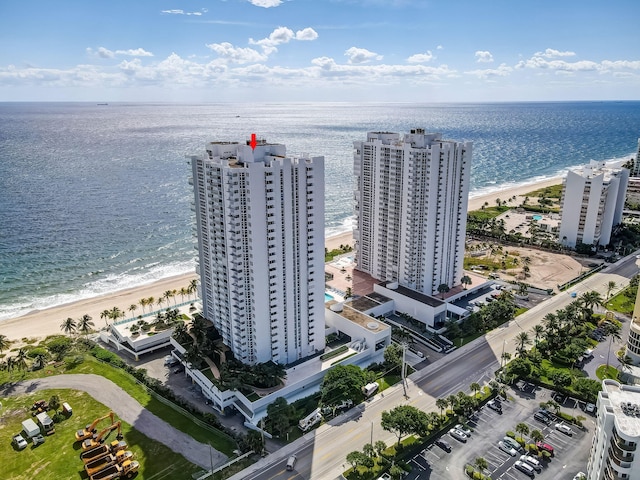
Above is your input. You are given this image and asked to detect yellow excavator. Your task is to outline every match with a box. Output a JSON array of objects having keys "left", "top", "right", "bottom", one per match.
[
  {"left": 76, "top": 412, "right": 114, "bottom": 442},
  {"left": 82, "top": 421, "right": 123, "bottom": 451}
]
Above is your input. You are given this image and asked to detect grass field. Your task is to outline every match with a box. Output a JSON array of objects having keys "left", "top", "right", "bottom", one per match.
[{"left": 1, "top": 389, "right": 203, "bottom": 480}]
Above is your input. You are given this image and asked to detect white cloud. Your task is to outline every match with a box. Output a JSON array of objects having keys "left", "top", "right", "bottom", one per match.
[
  {"left": 475, "top": 51, "right": 493, "bottom": 63},
  {"left": 161, "top": 9, "right": 205, "bottom": 16},
  {"left": 248, "top": 0, "right": 282, "bottom": 7},
  {"left": 206, "top": 42, "right": 267, "bottom": 64},
  {"left": 249, "top": 26, "right": 318, "bottom": 55},
  {"left": 344, "top": 47, "right": 382, "bottom": 64},
  {"left": 407, "top": 51, "right": 434, "bottom": 64},
  {"left": 87, "top": 47, "right": 153, "bottom": 58},
  {"left": 436, "top": 45, "right": 443, "bottom": 50},
  {"left": 465, "top": 63, "right": 512, "bottom": 79},
  {"left": 534, "top": 48, "right": 576, "bottom": 59},
  {"left": 116, "top": 48, "right": 154, "bottom": 57},
  {"left": 295, "top": 27, "right": 319, "bottom": 41}
]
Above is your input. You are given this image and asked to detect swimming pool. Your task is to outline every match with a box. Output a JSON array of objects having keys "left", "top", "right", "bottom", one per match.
[
  {"left": 324, "top": 293, "right": 335, "bottom": 302},
  {"left": 532, "top": 214, "right": 542, "bottom": 221}
]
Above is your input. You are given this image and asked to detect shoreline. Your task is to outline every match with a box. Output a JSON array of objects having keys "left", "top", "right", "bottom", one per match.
[{"left": 0, "top": 177, "right": 563, "bottom": 343}]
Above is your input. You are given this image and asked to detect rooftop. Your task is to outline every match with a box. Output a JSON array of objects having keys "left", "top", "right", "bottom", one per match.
[
  {"left": 326, "top": 300, "right": 390, "bottom": 333},
  {"left": 603, "top": 380, "right": 640, "bottom": 438},
  {"left": 378, "top": 281, "right": 444, "bottom": 307}
]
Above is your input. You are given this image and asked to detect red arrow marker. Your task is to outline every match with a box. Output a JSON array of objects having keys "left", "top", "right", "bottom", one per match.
[{"left": 250, "top": 133, "right": 257, "bottom": 150}]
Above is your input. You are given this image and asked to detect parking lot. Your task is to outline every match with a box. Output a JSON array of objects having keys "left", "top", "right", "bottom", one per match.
[{"left": 405, "top": 386, "right": 594, "bottom": 479}]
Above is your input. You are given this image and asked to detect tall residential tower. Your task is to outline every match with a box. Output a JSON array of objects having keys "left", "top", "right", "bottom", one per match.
[
  {"left": 189, "top": 138, "right": 325, "bottom": 365},
  {"left": 353, "top": 129, "right": 472, "bottom": 296}
]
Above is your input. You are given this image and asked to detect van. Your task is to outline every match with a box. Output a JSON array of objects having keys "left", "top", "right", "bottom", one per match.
[
  {"left": 503, "top": 436, "right": 523, "bottom": 452},
  {"left": 286, "top": 455, "right": 297, "bottom": 471}
]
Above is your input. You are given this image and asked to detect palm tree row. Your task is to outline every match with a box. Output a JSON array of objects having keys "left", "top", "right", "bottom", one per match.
[{"left": 60, "top": 314, "right": 95, "bottom": 337}]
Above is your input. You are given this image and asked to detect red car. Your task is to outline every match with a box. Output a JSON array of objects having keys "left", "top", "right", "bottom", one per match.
[{"left": 536, "top": 441, "right": 554, "bottom": 455}]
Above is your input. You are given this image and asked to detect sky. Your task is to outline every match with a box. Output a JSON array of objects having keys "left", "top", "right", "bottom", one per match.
[{"left": 1, "top": 0, "right": 639, "bottom": 103}]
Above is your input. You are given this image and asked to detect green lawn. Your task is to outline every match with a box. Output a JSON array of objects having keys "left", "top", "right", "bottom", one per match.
[
  {"left": 0, "top": 389, "right": 202, "bottom": 480},
  {"left": 0, "top": 353, "right": 236, "bottom": 456},
  {"left": 606, "top": 291, "right": 635, "bottom": 315}
]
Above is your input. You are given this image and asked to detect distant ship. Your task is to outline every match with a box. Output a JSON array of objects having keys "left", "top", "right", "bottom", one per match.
[{"left": 97, "top": 103, "right": 109, "bottom": 106}]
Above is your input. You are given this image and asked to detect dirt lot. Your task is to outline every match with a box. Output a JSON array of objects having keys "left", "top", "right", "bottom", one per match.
[{"left": 467, "top": 242, "right": 603, "bottom": 292}]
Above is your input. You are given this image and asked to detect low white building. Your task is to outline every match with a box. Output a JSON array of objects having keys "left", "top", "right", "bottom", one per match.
[
  {"left": 169, "top": 302, "right": 390, "bottom": 426},
  {"left": 559, "top": 160, "right": 629, "bottom": 248},
  {"left": 586, "top": 380, "right": 640, "bottom": 480}
]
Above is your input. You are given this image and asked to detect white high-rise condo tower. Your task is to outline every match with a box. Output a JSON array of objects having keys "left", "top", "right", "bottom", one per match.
[
  {"left": 189, "top": 138, "right": 325, "bottom": 365},
  {"left": 353, "top": 129, "right": 472, "bottom": 296},
  {"left": 558, "top": 160, "right": 629, "bottom": 248}
]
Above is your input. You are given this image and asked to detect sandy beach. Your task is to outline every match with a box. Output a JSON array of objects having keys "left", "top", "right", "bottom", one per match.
[{"left": 0, "top": 178, "right": 562, "bottom": 344}]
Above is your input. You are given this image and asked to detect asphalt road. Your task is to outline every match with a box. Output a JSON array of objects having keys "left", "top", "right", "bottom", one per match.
[{"left": 230, "top": 252, "right": 640, "bottom": 480}]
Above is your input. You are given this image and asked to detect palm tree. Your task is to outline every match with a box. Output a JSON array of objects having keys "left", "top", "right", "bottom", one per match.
[
  {"left": 100, "top": 309, "right": 111, "bottom": 327},
  {"left": 606, "top": 281, "right": 617, "bottom": 300},
  {"left": 514, "top": 331, "right": 531, "bottom": 357},
  {"left": 579, "top": 291, "right": 603, "bottom": 321},
  {"left": 60, "top": 317, "right": 77, "bottom": 336},
  {"left": 618, "top": 352, "right": 633, "bottom": 373},
  {"left": 470, "top": 382, "right": 481, "bottom": 400},
  {"left": 474, "top": 457, "right": 488, "bottom": 476},
  {"left": 147, "top": 297, "right": 155, "bottom": 312},
  {"left": 436, "top": 398, "right": 448, "bottom": 417},
  {"left": 530, "top": 429, "right": 544, "bottom": 443},
  {"left": 15, "top": 348, "right": 29, "bottom": 371},
  {"left": 78, "top": 314, "right": 94, "bottom": 336},
  {"left": 437, "top": 283, "right": 450, "bottom": 299},
  {"left": 188, "top": 279, "right": 198, "bottom": 299},
  {"left": 110, "top": 306, "right": 123, "bottom": 324},
  {"left": 605, "top": 323, "right": 622, "bottom": 371},
  {"left": 163, "top": 290, "right": 173, "bottom": 306},
  {"left": 461, "top": 275, "right": 472, "bottom": 290},
  {"left": 532, "top": 324, "right": 545, "bottom": 347},
  {"left": 179, "top": 287, "right": 189, "bottom": 303},
  {"left": 515, "top": 422, "right": 529, "bottom": 442},
  {"left": 0, "top": 334, "right": 10, "bottom": 356},
  {"left": 128, "top": 304, "right": 137, "bottom": 319},
  {"left": 33, "top": 353, "right": 47, "bottom": 370},
  {"left": 374, "top": 440, "right": 387, "bottom": 457},
  {"left": 446, "top": 394, "right": 458, "bottom": 413}
]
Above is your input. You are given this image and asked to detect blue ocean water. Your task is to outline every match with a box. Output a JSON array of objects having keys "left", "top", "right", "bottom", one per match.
[{"left": 1, "top": 102, "right": 639, "bottom": 321}]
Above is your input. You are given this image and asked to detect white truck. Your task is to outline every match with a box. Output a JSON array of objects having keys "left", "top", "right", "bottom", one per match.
[
  {"left": 36, "top": 412, "right": 55, "bottom": 435},
  {"left": 362, "top": 382, "right": 379, "bottom": 398},
  {"left": 298, "top": 408, "right": 322, "bottom": 431}
]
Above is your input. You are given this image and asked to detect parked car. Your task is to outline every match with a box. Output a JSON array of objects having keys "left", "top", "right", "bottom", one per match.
[
  {"left": 164, "top": 355, "right": 179, "bottom": 367},
  {"left": 172, "top": 365, "right": 185, "bottom": 374},
  {"left": 520, "top": 455, "right": 542, "bottom": 472},
  {"left": 487, "top": 400, "right": 502, "bottom": 413},
  {"left": 536, "top": 441, "right": 555, "bottom": 455},
  {"left": 32, "top": 434, "right": 45, "bottom": 447},
  {"left": 434, "top": 438, "right": 451, "bottom": 452},
  {"left": 503, "top": 436, "right": 524, "bottom": 453},
  {"left": 514, "top": 460, "right": 535, "bottom": 478},
  {"left": 573, "top": 472, "right": 586, "bottom": 480},
  {"left": 555, "top": 423, "right": 573, "bottom": 436},
  {"left": 498, "top": 441, "right": 517, "bottom": 457},
  {"left": 12, "top": 434, "right": 27, "bottom": 450},
  {"left": 534, "top": 411, "right": 551, "bottom": 424},
  {"left": 585, "top": 403, "right": 596, "bottom": 413},
  {"left": 449, "top": 428, "right": 467, "bottom": 443},
  {"left": 454, "top": 424, "right": 472, "bottom": 437}
]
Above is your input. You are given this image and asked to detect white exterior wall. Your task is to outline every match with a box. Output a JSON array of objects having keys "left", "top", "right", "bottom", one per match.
[
  {"left": 559, "top": 162, "right": 629, "bottom": 248},
  {"left": 354, "top": 129, "right": 471, "bottom": 296},
  {"left": 190, "top": 140, "right": 325, "bottom": 365},
  {"left": 587, "top": 380, "right": 640, "bottom": 480}
]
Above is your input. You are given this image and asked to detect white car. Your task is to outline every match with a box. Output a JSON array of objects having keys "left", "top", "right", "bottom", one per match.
[
  {"left": 585, "top": 403, "right": 596, "bottom": 413},
  {"left": 498, "top": 441, "right": 517, "bottom": 456},
  {"left": 514, "top": 460, "right": 535, "bottom": 478},
  {"left": 449, "top": 428, "right": 468, "bottom": 443},
  {"left": 573, "top": 473, "right": 586, "bottom": 480},
  {"left": 454, "top": 424, "right": 471, "bottom": 436},
  {"left": 556, "top": 423, "right": 573, "bottom": 436},
  {"left": 520, "top": 455, "right": 542, "bottom": 472},
  {"left": 12, "top": 434, "right": 28, "bottom": 450}
]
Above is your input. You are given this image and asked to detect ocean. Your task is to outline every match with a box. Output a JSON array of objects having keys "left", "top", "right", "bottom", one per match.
[{"left": 1, "top": 101, "right": 639, "bottom": 321}]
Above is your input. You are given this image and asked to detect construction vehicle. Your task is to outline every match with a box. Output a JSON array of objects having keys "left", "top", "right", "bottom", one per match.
[
  {"left": 90, "top": 459, "right": 139, "bottom": 480},
  {"left": 82, "top": 421, "right": 123, "bottom": 451},
  {"left": 31, "top": 400, "right": 48, "bottom": 415},
  {"left": 80, "top": 440, "right": 128, "bottom": 464},
  {"left": 76, "top": 412, "right": 115, "bottom": 442},
  {"left": 85, "top": 451, "right": 134, "bottom": 476}
]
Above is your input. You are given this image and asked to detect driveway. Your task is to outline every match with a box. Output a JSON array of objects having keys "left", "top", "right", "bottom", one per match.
[
  {"left": 0, "top": 374, "right": 227, "bottom": 469},
  {"left": 582, "top": 312, "right": 630, "bottom": 380}
]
